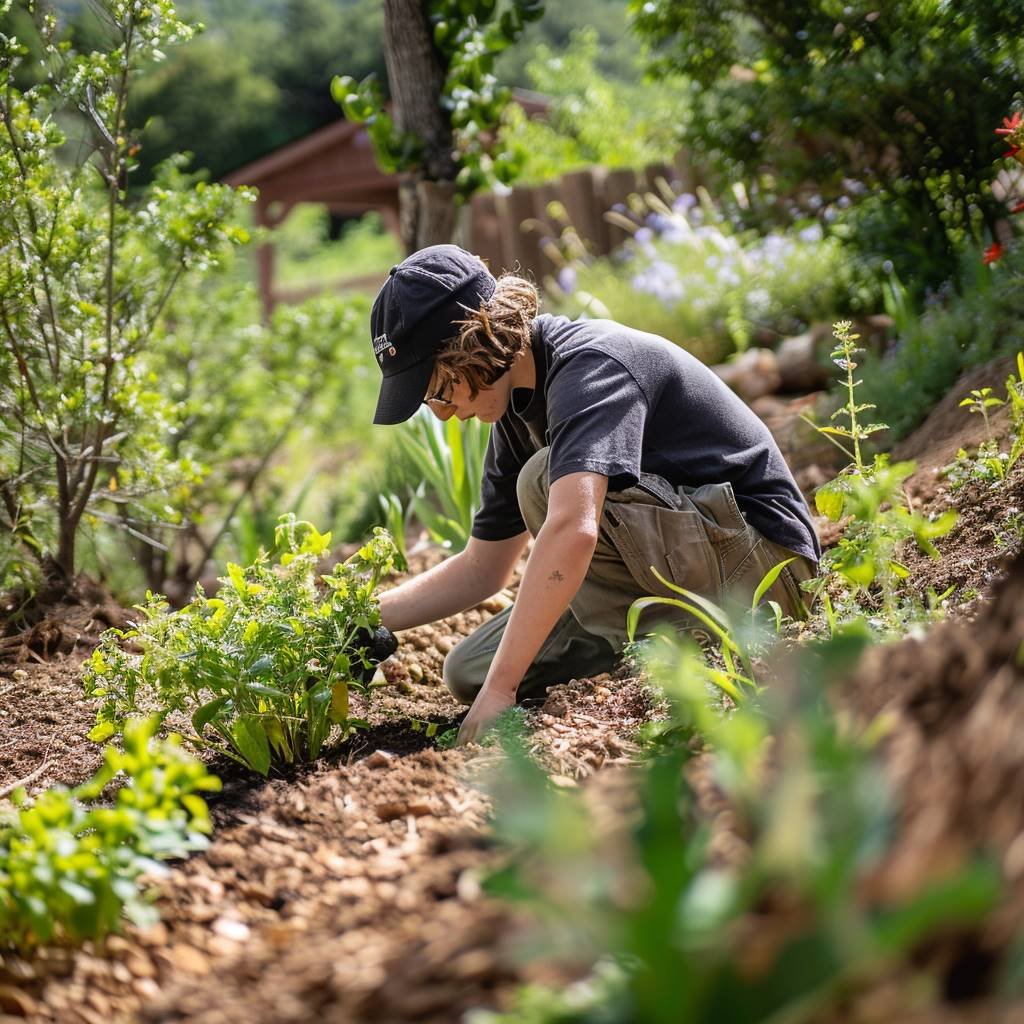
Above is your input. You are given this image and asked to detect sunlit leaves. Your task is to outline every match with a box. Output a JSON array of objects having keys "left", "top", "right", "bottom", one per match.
[{"left": 0, "top": 716, "right": 219, "bottom": 950}]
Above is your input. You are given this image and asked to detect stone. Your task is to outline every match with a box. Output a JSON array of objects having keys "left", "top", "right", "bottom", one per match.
[{"left": 711, "top": 348, "right": 782, "bottom": 401}]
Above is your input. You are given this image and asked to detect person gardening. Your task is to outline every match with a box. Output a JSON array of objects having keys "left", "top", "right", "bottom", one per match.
[{"left": 370, "top": 245, "right": 820, "bottom": 744}]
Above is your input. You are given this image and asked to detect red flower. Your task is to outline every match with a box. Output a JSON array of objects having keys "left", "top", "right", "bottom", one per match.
[
  {"left": 996, "top": 112, "right": 1023, "bottom": 136},
  {"left": 983, "top": 243, "right": 1005, "bottom": 266},
  {"left": 1005, "top": 144, "right": 1022, "bottom": 159},
  {"left": 1013, "top": 201, "right": 1024, "bottom": 215}
]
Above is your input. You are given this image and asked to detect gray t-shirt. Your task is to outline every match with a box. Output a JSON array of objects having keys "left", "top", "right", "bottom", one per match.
[{"left": 471, "top": 314, "right": 820, "bottom": 563}]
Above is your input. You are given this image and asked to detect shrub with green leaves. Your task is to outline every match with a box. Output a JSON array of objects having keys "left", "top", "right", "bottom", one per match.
[
  {"left": 84, "top": 517, "right": 403, "bottom": 775},
  {"left": 0, "top": 2, "right": 253, "bottom": 589},
  {"left": 0, "top": 716, "right": 219, "bottom": 950},
  {"left": 629, "top": 0, "right": 1024, "bottom": 289}
]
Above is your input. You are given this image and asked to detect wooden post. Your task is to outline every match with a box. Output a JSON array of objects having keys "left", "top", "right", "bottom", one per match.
[
  {"left": 465, "top": 191, "right": 506, "bottom": 274},
  {"left": 560, "top": 168, "right": 607, "bottom": 256},
  {"left": 600, "top": 168, "right": 639, "bottom": 250},
  {"left": 254, "top": 199, "right": 275, "bottom": 321},
  {"left": 497, "top": 186, "right": 539, "bottom": 281}
]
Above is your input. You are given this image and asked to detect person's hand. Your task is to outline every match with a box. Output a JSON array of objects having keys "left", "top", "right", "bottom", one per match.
[{"left": 457, "top": 686, "right": 516, "bottom": 745}]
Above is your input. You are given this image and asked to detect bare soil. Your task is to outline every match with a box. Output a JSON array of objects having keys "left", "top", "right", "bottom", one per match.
[{"left": 2, "top": 355, "right": 1024, "bottom": 1023}]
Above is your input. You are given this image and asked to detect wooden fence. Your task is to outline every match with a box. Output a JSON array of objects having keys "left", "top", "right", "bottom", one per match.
[{"left": 457, "top": 151, "right": 702, "bottom": 286}]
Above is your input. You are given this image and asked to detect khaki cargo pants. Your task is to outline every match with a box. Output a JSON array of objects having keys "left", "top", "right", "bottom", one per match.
[{"left": 443, "top": 447, "right": 817, "bottom": 705}]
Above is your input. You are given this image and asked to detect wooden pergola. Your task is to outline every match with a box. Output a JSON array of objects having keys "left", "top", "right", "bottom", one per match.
[{"left": 224, "top": 118, "right": 401, "bottom": 314}]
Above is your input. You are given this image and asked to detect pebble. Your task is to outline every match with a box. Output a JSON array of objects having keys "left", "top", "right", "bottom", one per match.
[
  {"left": 407, "top": 661, "right": 424, "bottom": 682},
  {"left": 211, "top": 917, "right": 251, "bottom": 942},
  {"left": 169, "top": 944, "right": 210, "bottom": 975},
  {"left": 364, "top": 750, "right": 397, "bottom": 769}
]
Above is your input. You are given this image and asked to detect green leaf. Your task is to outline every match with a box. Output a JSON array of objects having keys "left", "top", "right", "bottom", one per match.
[
  {"left": 88, "top": 721, "right": 117, "bottom": 743},
  {"left": 230, "top": 716, "right": 271, "bottom": 775},
  {"left": 329, "top": 680, "right": 350, "bottom": 724},
  {"left": 814, "top": 479, "right": 847, "bottom": 522},
  {"left": 192, "top": 696, "right": 229, "bottom": 734},
  {"left": 752, "top": 558, "right": 796, "bottom": 609}
]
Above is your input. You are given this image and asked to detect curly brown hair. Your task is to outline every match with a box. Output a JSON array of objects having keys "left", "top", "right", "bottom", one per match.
[{"left": 429, "top": 274, "right": 539, "bottom": 399}]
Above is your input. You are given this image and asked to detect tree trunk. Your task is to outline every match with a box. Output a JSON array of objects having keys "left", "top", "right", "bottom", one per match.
[{"left": 382, "top": 0, "right": 458, "bottom": 252}]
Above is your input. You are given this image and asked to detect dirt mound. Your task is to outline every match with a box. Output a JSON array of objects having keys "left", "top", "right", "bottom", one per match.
[{"left": 841, "top": 553, "right": 1024, "bottom": 1008}]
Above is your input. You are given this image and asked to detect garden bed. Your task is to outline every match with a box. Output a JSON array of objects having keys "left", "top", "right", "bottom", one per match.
[{"left": 2, "top": 357, "right": 1023, "bottom": 1023}]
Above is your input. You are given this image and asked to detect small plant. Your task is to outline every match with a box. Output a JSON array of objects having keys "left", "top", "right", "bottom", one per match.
[
  {"left": 807, "top": 324, "right": 956, "bottom": 631},
  {"left": 625, "top": 562, "right": 797, "bottom": 705},
  {"left": 395, "top": 410, "right": 490, "bottom": 552},
  {"left": 943, "top": 353, "right": 1024, "bottom": 491},
  {"left": 84, "top": 517, "right": 402, "bottom": 775},
  {"left": 0, "top": 716, "right": 220, "bottom": 950}
]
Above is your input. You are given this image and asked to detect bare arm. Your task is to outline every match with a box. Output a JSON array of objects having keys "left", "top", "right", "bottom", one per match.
[
  {"left": 379, "top": 531, "right": 529, "bottom": 632},
  {"left": 458, "top": 471, "right": 608, "bottom": 741}
]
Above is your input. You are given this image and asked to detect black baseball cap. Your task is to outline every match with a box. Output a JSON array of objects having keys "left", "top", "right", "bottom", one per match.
[{"left": 370, "top": 244, "right": 497, "bottom": 424}]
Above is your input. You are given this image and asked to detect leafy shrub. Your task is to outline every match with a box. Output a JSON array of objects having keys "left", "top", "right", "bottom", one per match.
[
  {"left": 131, "top": 280, "right": 376, "bottom": 597},
  {"left": 84, "top": 517, "right": 402, "bottom": 775},
  {"left": 629, "top": 0, "right": 1024, "bottom": 289},
  {"left": 857, "top": 248, "right": 1024, "bottom": 440},
  {"left": 552, "top": 187, "right": 876, "bottom": 364},
  {"left": 0, "top": 716, "right": 219, "bottom": 950},
  {"left": 498, "top": 27, "right": 684, "bottom": 186},
  {"left": 0, "top": 2, "right": 252, "bottom": 589}
]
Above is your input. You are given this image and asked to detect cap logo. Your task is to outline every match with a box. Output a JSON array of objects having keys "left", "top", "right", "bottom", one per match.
[{"left": 373, "top": 333, "right": 397, "bottom": 363}]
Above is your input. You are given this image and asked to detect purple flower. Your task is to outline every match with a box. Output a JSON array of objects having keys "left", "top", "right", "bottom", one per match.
[{"left": 557, "top": 266, "right": 578, "bottom": 294}]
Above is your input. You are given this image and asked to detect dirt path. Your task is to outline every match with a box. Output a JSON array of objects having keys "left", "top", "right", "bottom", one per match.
[{"left": 2, "top": 355, "right": 1023, "bottom": 1023}]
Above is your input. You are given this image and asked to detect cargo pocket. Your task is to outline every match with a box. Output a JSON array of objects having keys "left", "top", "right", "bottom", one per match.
[{"left": 604, "top": 503, "right": 722, "bottom": 600}]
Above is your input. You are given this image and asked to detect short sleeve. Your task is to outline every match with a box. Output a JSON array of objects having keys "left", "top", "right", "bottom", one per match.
[{"left": 546, "top": 350, "right": 649, "bottom": 491}]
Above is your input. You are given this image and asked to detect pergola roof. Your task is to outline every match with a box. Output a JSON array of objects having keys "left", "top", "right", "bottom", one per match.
[{"left": 224, "top": 117, "right": 399, "bottom": 221}]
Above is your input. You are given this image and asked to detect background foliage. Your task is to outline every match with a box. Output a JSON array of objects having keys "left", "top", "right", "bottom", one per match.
[{"left": 630, "top": 0, "right": 1024, "bottom": 290}]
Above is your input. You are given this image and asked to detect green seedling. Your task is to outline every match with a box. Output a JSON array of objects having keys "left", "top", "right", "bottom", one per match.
[
  {"left": 84, "top": 516, "right": 401, "bottom": 774},
  {"left": 0, "top": 716, "right": 220, "bottom": 950},
  {"left": 806, "top": 323, "right": 957, "bottom": 633},
  {"left": 626, "top": 561, "right": 798, "bottom": 704},
  {"left": 943, "top": 353, "right": 1024, "bottom": 490}
]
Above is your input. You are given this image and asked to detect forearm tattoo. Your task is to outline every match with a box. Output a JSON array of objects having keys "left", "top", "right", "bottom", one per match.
[{"left": 548, "top": 570, "right": 565, "bottom": 583}]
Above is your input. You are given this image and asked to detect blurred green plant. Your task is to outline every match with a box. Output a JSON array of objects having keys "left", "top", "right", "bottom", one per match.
[
  {"left": 943, "top": 353, "right": 1024, "bottom": 492},
  {"left": 856, "top": 249, "right": 1024, "bottom": 440},
  {"left": 131, "top": 282, "right": 374, "bottom": 599},
  {"left": 500, "top": 27, "right": 684, "bottom": 186},
  {"left": 474, "top": 634, "right": 1000, "bottom": 1024},
  {"left": 84, "top": 517, "right": 403, "bottom": 775},
  {"left": 0, "top": 715, "right": 220, "bottom": 950},
  {"left": 394, "top": 410, "right": 491, "bottom": 552},
  {"left": 0, "top": 1, "right": 252, "bottom": 593}
]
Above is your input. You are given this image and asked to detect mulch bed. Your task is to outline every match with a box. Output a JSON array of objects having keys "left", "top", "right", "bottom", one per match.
[{"left": 2, "top": 354, "right": 1024, "bottom": 1023}]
